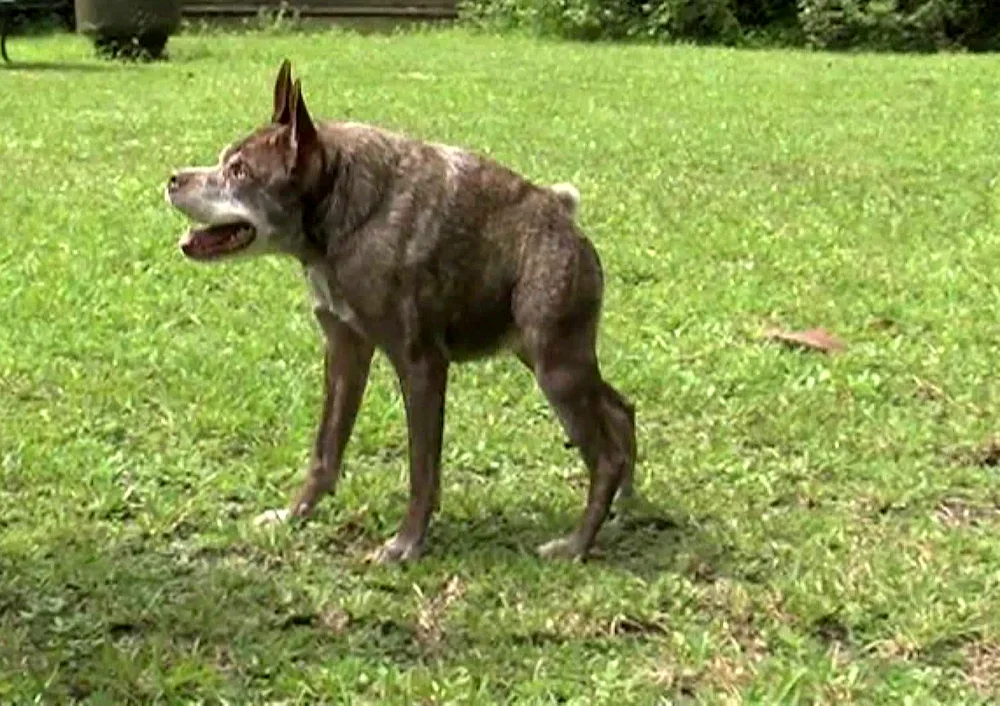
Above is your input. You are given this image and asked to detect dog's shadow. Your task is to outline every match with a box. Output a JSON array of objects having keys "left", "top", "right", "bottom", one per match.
[
  {"left": 424, "top": 497, "right": 726, "bottom": 582},
  {"left": 0, "top": 497, "right": 733, "bottom": 698}
]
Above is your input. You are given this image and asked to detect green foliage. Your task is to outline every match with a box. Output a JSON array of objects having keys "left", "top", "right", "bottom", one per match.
[
  {"left": 459, "top": 0, "right": 742, "bottom": 44},
  {"left": 799, "top": 0, "right": 1000, "bottom": 51},
  {"left": 797, "top": 0, "right": 948, "bottom": 51},
  {"left": 459, "top": 0, "right": 1000, "bottom": 50}
]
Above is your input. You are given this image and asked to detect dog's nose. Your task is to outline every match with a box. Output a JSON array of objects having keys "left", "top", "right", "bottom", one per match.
[{"left": 168, "top": 173, "right": 180, "bottom": 191}]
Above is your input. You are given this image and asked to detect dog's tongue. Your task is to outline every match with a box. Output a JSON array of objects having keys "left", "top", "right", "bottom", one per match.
[{"left": 182, "top": 223, "right": 253, "bottom": 258}]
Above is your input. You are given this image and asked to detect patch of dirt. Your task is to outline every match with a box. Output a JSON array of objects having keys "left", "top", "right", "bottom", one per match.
[
  {"left": 951, "top": 436, "right": 1000, "bottom": 469},
  {"left": 212, "top": 645, "right": 234, "bottom": 674},
  {"left": 685, "top": 555, "right": 721, "bottom": 584},
  {"left": 542, "top": 611, "right": 591, "bottom": 640},
  {"left": 768, "top": 492, "right": 819, "bottom": 510},
  {"left": 534, "top": 609, "right": 672, "bottom": 643},
  {"left": 649, "top": 653, "right": 757, "bottom": 703},
  {"left": 867, "top": 316, "right": 899, "bottom": 334},
  {"left": 934, "top": 498, "right": 1000, "bottom": 528},
  {"left": 868, "top": 636, "right": 919, "bottom": 661},
  {"left": 647, "top": 658, "right": 700, "bottom": 698},
  {"left": 415, "top": 575, "right": 466, "bottom": 650},
  {"left": 980, "top": 438, "right": 1000, "bottom": 468},
  {"left": 609, "top": 614, "right": 669, "bottom": 637},
  {"left": 812, "top": 613, "right": 852, "bottom": 646},
  {"left": 964, "top": 641, "right": 1000, "bottom": 697},
  {"left": 913, "top": 377, "right": 946, "bottom": 402},
  {"left": 275, "top": 604, "right": 352, "bottom": 634},
  {"left": 691, "top": 580, "right": 777, "bottom": 694},
  {"left": 319, "top": 606, "right": 351, "bottom": 634},
  {"left": 107, "top": 620, "right": 145, "bottom": 638},
  {"left": 279, "top": 612, "right": 318, "bottom": 629},
  {"left": 979, "top": 437, "right": 1000, "bottom": 468}
]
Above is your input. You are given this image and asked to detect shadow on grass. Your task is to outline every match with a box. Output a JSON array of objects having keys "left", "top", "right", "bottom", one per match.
[
  {"left": 426, "top": 497, "right": 730, "bottom": 583},
  {"left": 0, "top": 498, "right": 730, "bottom": 700},
  {"left": 1, "top": 60, "right": 112, "bottom": 72}
]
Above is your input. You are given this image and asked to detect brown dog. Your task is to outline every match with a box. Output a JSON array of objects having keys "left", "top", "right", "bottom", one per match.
[{"left": 164, "top": 60, "right": 636, "bottom": 563}]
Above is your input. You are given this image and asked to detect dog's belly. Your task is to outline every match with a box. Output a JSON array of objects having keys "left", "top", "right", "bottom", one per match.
[
  {"left": 305, "top": 264, "right": 516, "bottom": 362},
  {"left": 441, "top": 303, "right": 516, "bottom": 362}
]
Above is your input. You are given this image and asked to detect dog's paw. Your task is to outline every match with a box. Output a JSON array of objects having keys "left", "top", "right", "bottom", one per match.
[
  {"left": 253, "top": 508, "right": 292, "bottom": 527},
  {"left": 367, "top": 534, "right": 423, "bottom": 565},
  {"left": 536, "top": 535, "right": 587, "bottom": 562},
  {"left": 608, "top": 490, "right": 653, "bottom": 527}
]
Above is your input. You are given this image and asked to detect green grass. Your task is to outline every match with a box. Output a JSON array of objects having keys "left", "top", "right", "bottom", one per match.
[{"left": 2, "top": 26, "right": 1000, "bottom": 704}]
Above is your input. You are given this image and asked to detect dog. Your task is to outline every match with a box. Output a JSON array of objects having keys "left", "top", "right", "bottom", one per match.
[{"left": 165, "top": 60, "right": 637, "bottom": 563}]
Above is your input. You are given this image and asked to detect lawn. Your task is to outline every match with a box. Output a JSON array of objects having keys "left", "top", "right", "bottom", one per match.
[{"left": 2, "top": 25, "right": 1000, "bottom": 704}]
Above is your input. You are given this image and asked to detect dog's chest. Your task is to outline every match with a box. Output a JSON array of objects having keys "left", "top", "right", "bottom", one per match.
[{"left": 305, "top": 265, "right": 360, "bottom": 331}]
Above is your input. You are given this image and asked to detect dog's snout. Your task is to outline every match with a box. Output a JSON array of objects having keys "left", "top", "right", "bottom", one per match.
[{"left": 165, "top": 170, "right": 198, "bottom": 207}]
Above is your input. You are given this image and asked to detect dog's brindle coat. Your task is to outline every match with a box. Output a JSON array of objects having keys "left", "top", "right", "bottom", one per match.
[{"left": 165, "top": 60, "right": 637, "bottom": 563}]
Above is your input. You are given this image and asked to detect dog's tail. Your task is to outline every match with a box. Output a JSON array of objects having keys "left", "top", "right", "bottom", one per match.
[{"left": 549, "top": 182, "right": 580, "bottom": 218}]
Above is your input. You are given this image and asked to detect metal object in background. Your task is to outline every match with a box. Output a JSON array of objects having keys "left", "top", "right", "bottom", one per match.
[{"left": 75, "top": 0, "right": 181, "bottom": 60}]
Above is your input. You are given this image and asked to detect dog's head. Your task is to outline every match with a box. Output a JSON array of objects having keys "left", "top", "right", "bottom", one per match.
[{"left": 165, "top": 60, "right": 327, "bottom": 263}]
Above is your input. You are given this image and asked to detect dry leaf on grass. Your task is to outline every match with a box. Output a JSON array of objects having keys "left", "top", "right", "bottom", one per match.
[
  {"left": 763, "top": 327, "right": 846, "bottom": 354},
  {"left": 415, "top": 575, "right": 467, "bottom": 648},
  {"left": 319, "top": 606, "right": 351, "bottom": 634},
  {"left": 935, "top": 498, "right": 1000, "bottom": 528}
]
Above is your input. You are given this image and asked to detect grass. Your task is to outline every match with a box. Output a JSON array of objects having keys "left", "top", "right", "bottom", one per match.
[{"left": 2, "top": 25, "right": 1000, "bottom": 704}]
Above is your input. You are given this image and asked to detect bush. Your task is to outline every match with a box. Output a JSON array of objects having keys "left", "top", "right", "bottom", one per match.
[
  {"left": 797, "top": 0, "right": 1000, "bottom": 51},
  {"left": 458, "top": 0, "right": 1000, "bottom": 50},
  {"left": 733, "top": 0, "right": 797, "bottom": 28},
  {"left": 460, "top": 0, "right": 741, "bottom": 44},
  {"left": 940, "top": 0, "right": 1000, "bottom": 51},
  {"left": 798, "top": 0, "right": 948, "bottom": 51}
]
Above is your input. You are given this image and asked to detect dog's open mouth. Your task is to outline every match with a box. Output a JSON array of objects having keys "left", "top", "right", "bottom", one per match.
[{"left": 180, "top": 222, "right": 256, "bottom": 260}]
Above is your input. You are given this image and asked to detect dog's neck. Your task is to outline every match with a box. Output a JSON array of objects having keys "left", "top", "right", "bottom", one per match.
[
  {"left": 297, "top": 127, "right": 399, "bottom": 265},
  {"left": 299, "top": 148, "right": 342, "bottom": 262}
]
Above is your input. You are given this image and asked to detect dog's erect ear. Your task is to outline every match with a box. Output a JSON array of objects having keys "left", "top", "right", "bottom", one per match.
[
  {"left": 272, "top": 59, "right": 293, "bottom": 125},
  {"left": 289, "top": 78, "right": 318, "bottom": 154}
]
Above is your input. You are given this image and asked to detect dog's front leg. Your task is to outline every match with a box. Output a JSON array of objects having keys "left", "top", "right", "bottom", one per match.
[
  {"left": 371, "top": 349, "right": 448, "bottom": 564},
  {"left": 295, "top": 315, "right": 375, "bottom": 516},
  {"left": 256, "top": 315, "right": 374, "bottom": 526}
]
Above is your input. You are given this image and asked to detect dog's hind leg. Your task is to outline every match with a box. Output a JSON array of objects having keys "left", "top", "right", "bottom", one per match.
[
  {"left": 599, "top": 379, "right": 640, "bottom": 522},
  {"left": 517, "top": 339, "right": 640, "bottom": 529},
  {"left": 520, "top": 321, "right": 632, "bottom": 561},
  {"left": 514, "top": 230, "right": 636, "bottom": 559},
  {"left": 257, "top": 316, "right": 374, "bottom": 526}
]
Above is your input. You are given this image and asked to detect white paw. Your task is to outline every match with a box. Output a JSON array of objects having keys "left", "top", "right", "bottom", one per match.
[
  {"left": 367, "top": 534, "right": 423, "bottom": 564},
  {"left": 536, "top": 535, "right": 586, "bottom": 561},
  {"left": 253, "top": 508, "right": 291, "bottom": 527}
]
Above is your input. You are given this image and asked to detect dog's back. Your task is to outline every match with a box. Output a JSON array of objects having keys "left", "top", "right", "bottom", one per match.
[{"left": 313, "top": 121, "right": 600, "bottom": 362}]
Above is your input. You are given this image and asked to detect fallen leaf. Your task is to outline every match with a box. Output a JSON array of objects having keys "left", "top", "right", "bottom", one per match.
[
  {"left": 415, "top": 575, "right": 467, "bottom": 648},
  {"left": 763, "top": 327, "right": 846, "bottom": 354}
]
